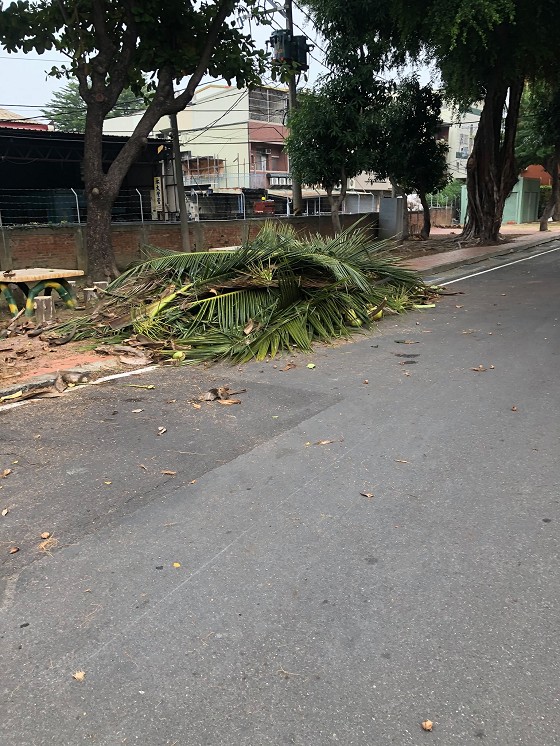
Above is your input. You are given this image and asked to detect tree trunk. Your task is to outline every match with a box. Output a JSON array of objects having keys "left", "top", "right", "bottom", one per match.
[
  {"left": 419, "top": 190, "right": 431, "bottom": 240},
  {"left": 327, "top": 172, "right": 347, "bottom": 233},
  {"left": 82, "top": 97, "right": 174, "bottom": 281},
  {"left": 86, "top": 194, "right": 119, "bottom": 281},
  {"left": 539, "top": 153, "right": 560, "bottom": 231},
  {"left": 462, "top": 76, "right": 524, "bottom": 243},
  {"left": 553, "top": 189, "right": 560, "bottom": 222},
  {"left": 327, "top": 191, "right": 342, "bottom": 233}
]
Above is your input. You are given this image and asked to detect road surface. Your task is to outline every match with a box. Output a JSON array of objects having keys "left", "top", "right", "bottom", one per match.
[{"left": 1, "top": 246, "right": 559, "bottom": 745}]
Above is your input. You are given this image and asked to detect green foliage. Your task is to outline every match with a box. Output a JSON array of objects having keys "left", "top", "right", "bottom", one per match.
[
  {"left": 539, "top": 185, "right": 552, "bottom": 216},
  {"left": 0, "top": 0, "right": 268, "bottom": 275},
  {"left": 372, "top": 77, "right": 449, "bottom": 197},
  {"left": 0, "top": 0, "right": 266, "bottom": 97},
  {"left": 286, "top": 74, "right": 385, "bottom": 194},
  {"left": 516, "top": 82, "right": 560, "bottom": 173},
  {"left": 53, "top": 223, "right": 427, "bottom": 363},
  {"left": 41, "top": 81, "right": 149, "bottom": 133},
  {"left": 430, "top": 179, "right": 463, "bottom": 204},
  {"left": 306, "top": 0, "right": 560, "bottom": 239}
]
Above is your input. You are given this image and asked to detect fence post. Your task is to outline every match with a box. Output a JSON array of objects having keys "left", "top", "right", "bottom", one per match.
[
  {"left": 70, "top": 188, "right": 81, "bottom": 224},
  {"left": 0, "top": 226, "right": 12, "bottom": 271},
  {"left": 136, "top": 188, "right": 147, "bottom": 244}
]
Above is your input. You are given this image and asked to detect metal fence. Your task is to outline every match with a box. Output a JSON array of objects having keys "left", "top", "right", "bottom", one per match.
[
  {"left": 0, "top": 188, "right": 151, "bottom": 227},
  {"left": 0, "top": 187, "right": 377, "bottom": 227}
]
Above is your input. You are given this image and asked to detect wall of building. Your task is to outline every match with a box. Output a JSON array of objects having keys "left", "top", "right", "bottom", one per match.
[
  {"left": 440, "top": 106, "right": 481, "bottom": 181},
  {"left": 0, "top": 214, "right": 378, "bottom": 274}
]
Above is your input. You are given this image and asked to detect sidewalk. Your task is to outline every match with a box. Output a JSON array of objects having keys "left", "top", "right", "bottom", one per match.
[{"left": 403, "top": 229, "right": 560, "bottom": 276}]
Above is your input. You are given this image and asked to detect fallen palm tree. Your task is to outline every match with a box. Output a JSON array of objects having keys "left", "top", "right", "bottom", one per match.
[{"left": 51, "top": 223, "right": 430, "bottom": 363}]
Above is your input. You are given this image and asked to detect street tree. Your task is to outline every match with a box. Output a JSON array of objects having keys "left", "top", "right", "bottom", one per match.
[
  {"left": 372, "top": 78, "right": 449, "bottom": 239},
  {"left": 41, "top": 81, "right": 148, "bottom": 133},
  {"left": 516, "top": 82, "right": 560, "bottom": 230},
  {"left": 286, "top": 75, "right": 385, "bottom": 232},
  {"left": 305, "top": 0, "right": 560, "bottom": 243},
  {"left": 0, "top": 0, "right": 266, "bottom": 280}
]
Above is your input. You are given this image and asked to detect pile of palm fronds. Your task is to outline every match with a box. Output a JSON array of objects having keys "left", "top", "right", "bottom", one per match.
[{"left": 53, "top": 223, "right": 430, "bottom": 363}]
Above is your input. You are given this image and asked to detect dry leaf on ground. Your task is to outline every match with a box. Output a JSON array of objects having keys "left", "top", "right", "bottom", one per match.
[
  {"left": 217, "top": 398, "right": 241, "bottom": 406},
  {"left": 161, "top": 470, "right": 177, "bottom": 476},
  {"left": 511, "top": 405, "right": 518, "bottom": 412},
  {"left": 363, "top": 379, "right": 369, "bottom": 384},
  {"left": 8, "top": 546, "right": 19, "bottom": 554},
  {"left": 139, "top": 464, "right": 148, "bottom": 470},
  {"left": 39, "top": 536, "right": 58, "bottom": 552},
  {"left": 131, "top": 408, "right": 143, "bottom": 413},
  {"left": 281, "top": 363, "right": 296, "bottom": 371},
  {"left": 40, "top": 531, "right": 51, "bottom": 539},
  {"left": 172, "top": 562, "right": 181, "bottom": 568},
  {"left": 126, "top": 384, "right": 155, "bottom": 389},
  {"left": 1, "top": 469, "right": 12, "bottom": 478},
  {"left": 157, "top": 427, "right": 167, "bottom": 436},
  {"left": 192, "top": 402, "right": 202, "bottom": 409},
  {"left": 72, "top": 670, "right": 85, "bottom": 682},
  {"left": 360, "top": 492, "right": 375, "bottom": 499},
  {"left": 395, "top": 459, "right": 409, "bottom": 463},
  {"left": 421, "top": 720, "right": 433, "bottom": 732},
  {"left": 1, "top": 507, "right": 8, "bottom": 516},
  {"left": 471, "top": 365, "right": 487, "bottom": 372}
]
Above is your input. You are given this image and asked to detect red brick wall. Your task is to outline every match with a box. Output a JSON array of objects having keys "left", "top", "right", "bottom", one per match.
[
  {"left": 1, "top": 214, "right": 378, "bottom": 273},
  {"left": 8, "top": 227, "right": 82, "bottom": 270}
]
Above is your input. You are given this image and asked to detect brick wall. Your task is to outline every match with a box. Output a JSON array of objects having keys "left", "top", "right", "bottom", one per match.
[{"left": 0, "top": 213, "right": 378, "bottom": 274}]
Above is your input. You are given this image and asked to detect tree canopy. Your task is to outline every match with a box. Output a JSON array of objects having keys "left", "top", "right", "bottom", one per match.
[
  {"left": 305, "top": 0, "right": 560, "bottom": 241},
  {"left": 0, "top": 0, "right": 267, "bottom": 279},
  {"left": 516, "top": 82, "right": 560, "bottom": 228},
  {"left": 372, "top": 78, "right": 449, "bottom": 238},
  {"left": 286, "top": 74, "right": 385, "bottom": 231},
  {"left": 41, "top": 81, "right": 149, "bottom": 133}
]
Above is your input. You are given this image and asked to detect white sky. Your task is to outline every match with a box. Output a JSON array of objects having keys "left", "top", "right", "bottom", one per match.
[{"left": 0, "top": 7, "right": 325, "bottom": 119}]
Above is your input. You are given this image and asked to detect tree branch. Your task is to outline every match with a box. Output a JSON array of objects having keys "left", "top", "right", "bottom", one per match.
[{"left": 172, "top": 0, "right": 236, "bottom": 111}]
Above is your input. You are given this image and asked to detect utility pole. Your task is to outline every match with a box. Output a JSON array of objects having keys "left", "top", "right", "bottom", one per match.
[
  {"left": 284, "top": 0, "right": 303, "bottom": 215},
  {"left": 169, "top": 112, "right": 191, "bottom": 251}
]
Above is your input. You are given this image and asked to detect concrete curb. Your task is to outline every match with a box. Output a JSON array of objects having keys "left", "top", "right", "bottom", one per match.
[{"left": 411, "top": 233, "right": 560, "bottom": 277}]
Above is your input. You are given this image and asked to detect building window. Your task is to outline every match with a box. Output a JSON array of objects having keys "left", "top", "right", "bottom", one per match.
[{"left": 249, "top": 88, "right": 288, "bottom": 123}]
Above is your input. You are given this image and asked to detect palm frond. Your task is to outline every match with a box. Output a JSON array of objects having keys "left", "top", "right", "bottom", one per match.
[{"left": 51, "top": 221, "right": 428, "bottom": 362}]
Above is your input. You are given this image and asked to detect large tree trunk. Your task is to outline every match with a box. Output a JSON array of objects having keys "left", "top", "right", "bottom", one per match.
[
  {"left": 86, "top": 193, "right": 119, "bottom": 281},
  {"left": 462, "top": 76, "right": 524, "bottom": 243},
  {"left": 327, "top": 191, "right": 342, "bottom": 233},
  {"left": 327, "top": 172, "right": 347, "bottom": 233},
  {"left": 419, "top": 190, "right": 431, "bottom": 240},
  {"left": 539, "top": 152, "right": 560, "bottom": 231},
  {"left": 81, "top": 83, "right": 176, "bottom": 281}
]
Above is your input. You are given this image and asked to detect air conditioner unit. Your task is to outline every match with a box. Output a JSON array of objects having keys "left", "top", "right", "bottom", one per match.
[{"left": 264, "top": 148, "right": 272, "bottom": 155}]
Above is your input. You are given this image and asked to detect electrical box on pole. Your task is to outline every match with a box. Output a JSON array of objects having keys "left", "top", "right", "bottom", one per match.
[{"left": 269, "top": 29, "right": 312, "bottom": 71}]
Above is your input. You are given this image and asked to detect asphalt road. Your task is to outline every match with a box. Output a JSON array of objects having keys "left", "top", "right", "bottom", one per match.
[{"left": 1, "top": 246, "right": 559, "bottom": 745}]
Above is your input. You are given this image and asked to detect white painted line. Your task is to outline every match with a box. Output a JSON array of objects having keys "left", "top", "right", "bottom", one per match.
[
  {"left": 0, "top": 400, "right": 27, "bottom": 413},
  {"left": 437, "top": 244, "right": 560, "bottom": 285},
  {"left": 90, "top": 365, "right": 158, "bottom": 385},
  {"left": 0, "top": 365, "right": 159, "bottom": 413}
]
